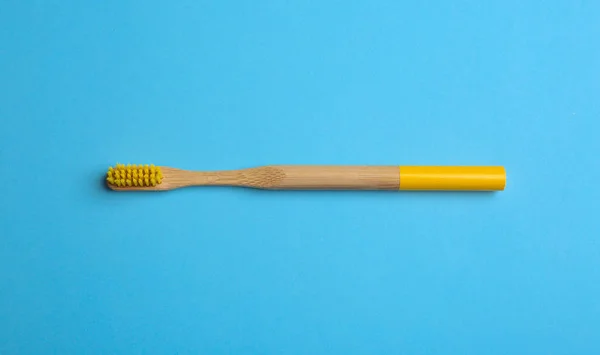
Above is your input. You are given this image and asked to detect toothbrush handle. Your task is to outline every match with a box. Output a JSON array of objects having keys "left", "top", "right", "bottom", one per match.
[{"left": 266, "top": 166, "right": 505, "bottom": 191}]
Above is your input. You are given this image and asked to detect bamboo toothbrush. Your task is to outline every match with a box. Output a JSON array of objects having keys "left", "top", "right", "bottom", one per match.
[{"left": 106, "top": 164, "right": 506, "bottom": 191}]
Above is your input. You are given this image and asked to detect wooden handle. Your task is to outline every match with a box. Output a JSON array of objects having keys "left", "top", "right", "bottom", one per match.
[{"left": 173, "top": 166, "right": 505, "bottom": 191}]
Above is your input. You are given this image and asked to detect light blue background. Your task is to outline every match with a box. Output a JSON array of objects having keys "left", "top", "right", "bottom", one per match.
[{"left": 1, "top": 0, "right": 599, "bottom": 354}]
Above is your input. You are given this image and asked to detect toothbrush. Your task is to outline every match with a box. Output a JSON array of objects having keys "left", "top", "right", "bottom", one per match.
[{"left": 106, "top": 164, "right": 506, "bottom": 191}]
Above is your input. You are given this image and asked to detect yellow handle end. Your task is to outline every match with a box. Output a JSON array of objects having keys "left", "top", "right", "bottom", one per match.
[{"left": 399, "top": 166, "right": 506, "bottom": 191}]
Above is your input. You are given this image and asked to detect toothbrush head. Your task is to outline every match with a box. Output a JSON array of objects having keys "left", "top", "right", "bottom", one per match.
[{"left": 106, "top": 163, "right": 163, "bottom": 189}]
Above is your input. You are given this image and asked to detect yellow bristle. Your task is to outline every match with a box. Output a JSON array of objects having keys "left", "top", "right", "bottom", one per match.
[{"left": 106, "top": 163, "right": 162, "bottom": 187}]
